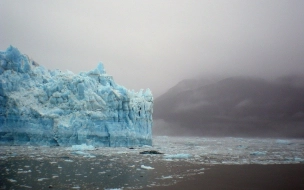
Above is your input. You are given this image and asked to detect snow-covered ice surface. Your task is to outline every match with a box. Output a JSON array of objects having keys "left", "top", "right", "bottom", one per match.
[
  {"left": 1, "top": 136, "right": 304, "bottom": 189},
  {"left": 0, "top": 46, "right": 153, "bottom": 147}
]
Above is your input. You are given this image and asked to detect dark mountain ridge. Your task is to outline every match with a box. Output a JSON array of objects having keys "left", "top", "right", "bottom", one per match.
[{"left": 154, "top": 75, "right": 304, "bottom": 138}]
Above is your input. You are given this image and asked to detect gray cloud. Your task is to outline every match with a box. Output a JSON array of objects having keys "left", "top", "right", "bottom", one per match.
[{"left": 1, "top": 0, "right": 304, "bottom": 97}]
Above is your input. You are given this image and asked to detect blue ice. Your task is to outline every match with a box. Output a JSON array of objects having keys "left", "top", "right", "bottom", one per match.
[{"left": 0, "top": 46, "right": 153, "bottom": 147}]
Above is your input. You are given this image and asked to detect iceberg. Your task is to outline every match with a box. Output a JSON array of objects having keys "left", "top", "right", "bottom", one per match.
[{"left": 0, "top": 46, "right": 153, "bottom": 147}]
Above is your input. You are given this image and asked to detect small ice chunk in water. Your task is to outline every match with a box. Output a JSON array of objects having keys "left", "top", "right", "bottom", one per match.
[
  {"left": 17, "top": 170, "right": 31, "bottom": 174},
  {"left": 161, "top": 176, "right": 173, "bottom": 179},
  {"left": 73, "top": 151, "right": 90, "bottom": 155},
  {"left": 141, "top": 165, "right": 154, "bottom": 170},
  {"left": 71, "top": 144, "right": 95, "bottom": 151},
  {"left": 276, "top": 139, "right": 291, "bottom": 144},
  {"left": 294, "top": 157, "right": 304, "bottom": 163},
  {"left": 164, "top": 154, "right": 192, "bottom": 159},
  {"left": 37, "top": 178, "right": 49, "bottom": 182},
  {"left": 7, "top": 179, "right": 17, "bottom": 183},
  {"left": 250, "top": 151, "right": 267, "bottom": 156},
  {"left": 83, "top": 154, "right": 96, "bottom": 158},
  {"left": 19, "top": 185, "right": 32, "bottom": 188}
]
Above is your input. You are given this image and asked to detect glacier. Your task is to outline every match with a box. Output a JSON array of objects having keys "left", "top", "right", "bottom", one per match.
[{"left": 0, "top": 46, "right": 153, "bottom": 147}]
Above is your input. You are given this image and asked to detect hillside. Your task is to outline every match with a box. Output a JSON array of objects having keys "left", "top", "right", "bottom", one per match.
[{"left": 154, "top": 76, "right": 304, "bottom": 137}]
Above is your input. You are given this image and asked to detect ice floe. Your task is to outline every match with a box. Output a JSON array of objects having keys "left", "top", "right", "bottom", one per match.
[{"left": 140, "top": 165, "right": 154, "bottom": 170}]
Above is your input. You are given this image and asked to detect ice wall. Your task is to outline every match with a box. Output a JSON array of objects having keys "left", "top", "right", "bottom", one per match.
[{"left": 0, "top": 46, "right": 153, "bottom": 147}]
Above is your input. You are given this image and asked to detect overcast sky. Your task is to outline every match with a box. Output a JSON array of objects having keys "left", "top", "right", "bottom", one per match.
[{"left": 1, "top": 0, "right": 304, "bottom": 97}]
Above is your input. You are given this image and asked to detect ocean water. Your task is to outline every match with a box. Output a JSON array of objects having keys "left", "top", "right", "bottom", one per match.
[{"left": 1, "top": 136, "right": 304, "bottom": 189}]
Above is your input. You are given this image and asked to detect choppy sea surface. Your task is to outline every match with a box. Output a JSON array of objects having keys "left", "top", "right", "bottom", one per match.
[{"left": 1, "top": 136, "right": 304, "bottom": 189}]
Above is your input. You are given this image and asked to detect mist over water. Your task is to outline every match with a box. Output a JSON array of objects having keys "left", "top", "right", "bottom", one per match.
[{"left": 1, "top": 0, "right": 304, "bottom": 97}]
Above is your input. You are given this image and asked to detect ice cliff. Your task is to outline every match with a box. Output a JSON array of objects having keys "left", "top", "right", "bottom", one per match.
[{"left": 0, "top": 46, "right": 153, "bottom": 147}]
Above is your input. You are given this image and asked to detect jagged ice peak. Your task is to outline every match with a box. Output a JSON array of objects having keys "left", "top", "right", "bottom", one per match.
[{"left": 0, "top": 46, "right": 153, "bottom": 147}]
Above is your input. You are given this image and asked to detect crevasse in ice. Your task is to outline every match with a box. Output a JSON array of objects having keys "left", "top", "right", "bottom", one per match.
[{"left": 0, "top": 46, "right": 153, "bottom": 147}]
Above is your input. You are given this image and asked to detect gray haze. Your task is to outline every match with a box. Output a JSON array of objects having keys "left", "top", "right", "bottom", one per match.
[
  {"left": 153, "top": 76, "right": 304, "bottom": 137},
  {"left": 1, "top": 0, "right": 304, "bottom": 97}
]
